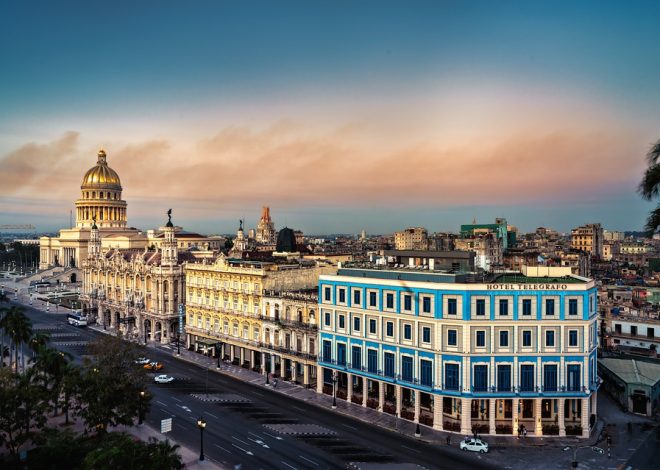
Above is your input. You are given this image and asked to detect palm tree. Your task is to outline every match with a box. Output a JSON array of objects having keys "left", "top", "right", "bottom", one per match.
[
  {"left": 638, "top": 139, "right": 660, "bottom": 235},
  {"left": 33, "top": 347, "right": 72, "bottom": 415},
  {"left": 0, "top": 306, "right": 33, "bottom": 372}
]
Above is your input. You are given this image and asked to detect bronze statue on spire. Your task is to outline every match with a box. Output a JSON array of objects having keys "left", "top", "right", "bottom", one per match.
[{"left": 166, "top": 208, "right": 174, "bottom": 227}]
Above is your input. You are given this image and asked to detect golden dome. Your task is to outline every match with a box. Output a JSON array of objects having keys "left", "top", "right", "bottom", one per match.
[{"left": 81, "top": 149, "right": 122, "bottom": 190}]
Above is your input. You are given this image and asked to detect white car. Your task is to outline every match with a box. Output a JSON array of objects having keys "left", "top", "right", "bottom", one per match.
[
  {"left": 154, "top": 374, "right": 174, "bottom": 384},
  {"left": 460, "top": 438, "right": 489, "bottom": 453},
  {"left": 134, "top": 357, "right": 150, "bottom": 365}
]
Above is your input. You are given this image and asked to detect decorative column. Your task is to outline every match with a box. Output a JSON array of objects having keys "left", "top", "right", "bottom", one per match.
[
  {"left": 414, "top": 390, "right": 421, "bottom": 423},
  {"left": 558, "top": 398, "right": 566, "bottom": 437},
  {"left": 260, "top": 352, "right": 266, "bottom": 374},
  {"left": 362, "top": 379, "right": 368, "bottom": 407},
  {"left": 535, "top": 398, "right": 543, "bottom": 436},
  {"left": 303, "top": 364, "right": 310, "bottom": 387},
  {"left": 433, "top": 395, "right": 443, "bottom": 431},
  {"left": 378, "top": 381, "right": 385, "bottom": 411},
  {"left": 291, "top": 362, "right": 298, "bottom": 383},
  {"left": 395, "top": 385, "right": 402, "bottom": 416},
  {"left": 280, "top": 357, "right": 286, "bottom": 378},
  {"left": 581, "top": 398, "right": 589, "bottom": 438},
  {"left": 512, "top": 399, "right": 519, "bottom": 436},
  {"left": 489, "top": 399, "right": 496, "bottom": 435},
  {"left": 346, "top": 373, "right": 353, "bottom": 403},
  {"left": 250, "top": 350, "right": 255, "bottom": 368},
  {"left": 239, "top": 347, "right": 245, "bottom": 366},
  {"left": 316, "top": 365, "right": 323, "bottom": 393},
  {"left": 460, "top": 398, "right": 472, "bottom": 435}
]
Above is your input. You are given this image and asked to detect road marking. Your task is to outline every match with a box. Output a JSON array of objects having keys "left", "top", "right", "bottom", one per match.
[
  {"left": 172, "top": 396, "right": 182, "bottom": 402},
  {"left": 627, "top": 448, "right": 636, "bottom": 451},
  {"left": 156, "top": 401, "right": 168, "bottom": 407},
  {"left": 341, "top": 423, "right": 357, "bottom": 430},
  {"left": 281, "top": 461, "right": 298, "bottom": 470},
  {"left": 299, "top": 456, "right": 318, "bottom": 466},
  {"left": 248, "top": 431, "right": 264, "bottom": 440},
  {"left": 159, "top": 408, "right": 171, "bottom": 414},
  {"left": 252, "top": 391, "right": 264, "bottom": 397},
  {"left": 292, "top": 405, "right": 304, "bottom": 412},
  {"left": 205, "top": 411, "right": 219, "bottom": 419},
  {"left": 177, "top": 405, "right": 191, "bottom": 412},
  {"left": 232, "top": 436, "right": 250, "bottom": 446},
  {"left": 401, "top": 445, "right": 421, "bottom": 454},
  {"left": 263, "top": 431, "right": 284, "bottom": 440},
  {"left": 232, "top": 444, "right": 254, "bottom": 456},
  {"left": 248, "top": 437, "right": 270, "bottom": 448},
  {"left": 214, "top": 444, "right": 232, "bottom": 454}
]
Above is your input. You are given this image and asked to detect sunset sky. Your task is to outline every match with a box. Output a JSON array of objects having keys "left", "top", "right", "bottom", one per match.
[{"left": 2, "top": 1, "right": 659, "bottom": 235}]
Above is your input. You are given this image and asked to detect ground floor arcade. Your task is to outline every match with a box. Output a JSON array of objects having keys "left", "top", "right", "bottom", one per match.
[{"left": 317, "top": 366, "right": 595, "bottom": 438}]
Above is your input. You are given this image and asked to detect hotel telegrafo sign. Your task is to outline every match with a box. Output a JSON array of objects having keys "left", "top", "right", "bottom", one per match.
[{"left": 486, "top": 283, "right": 569, "bottom": 291}]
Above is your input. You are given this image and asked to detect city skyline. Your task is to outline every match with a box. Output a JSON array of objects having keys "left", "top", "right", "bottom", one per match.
[{"left": 2, "top": 1, "right": 659, "bottom": 234}]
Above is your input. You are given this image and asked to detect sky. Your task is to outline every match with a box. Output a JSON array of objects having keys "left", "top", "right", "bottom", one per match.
[{"left": 1, "top": 0, "right": 659, "bottom": 235}]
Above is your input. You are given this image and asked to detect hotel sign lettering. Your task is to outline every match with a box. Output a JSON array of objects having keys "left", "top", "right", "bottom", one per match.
[{"left": 486, "top": 284, "right": 568, "bottom": 291}]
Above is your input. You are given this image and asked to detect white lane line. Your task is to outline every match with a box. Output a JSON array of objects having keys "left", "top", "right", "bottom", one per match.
[
  {"left": 291, "top": 405, "right": 305, "bottom": 412},
  {"left": 156, "top": 400, "right": 168, "bottom": 407},
  {"left": 263, "top": 431, "right": 284, "bottom": 440},
  {"left": 172, "top": 396, "right": 182, "bottom": 402},
  {"left": 281, "top": 461, "right": 298, "bottom": 470},
  {"left": 159, "top": 408, "right": 171, "bottom": 414},
  {"left": 232, "top": 436, "right": 250, "bottom": 446},
  {"left": 248, "top": 431, "right": 264, "bottom": 440},
  {"left": 299, "top": 455, "right": 319, "bottom": 466},
  {"left": 401, "top": 445, "right": 421, "bottom": 453},
  {"left": 232, "top": 444, "right": 254, "bottom": 456},
  {"left": 341, "top": 423, "right": 357, "bottom": 430},
  {"left": 252, "top": 391, "right": 264, "bottom": 397},
  {"left": 214, "top": 444, "right": 232, "bottom": 454},
  {"left": 205, "top": 411, "right": 219, "bottom": 419}
]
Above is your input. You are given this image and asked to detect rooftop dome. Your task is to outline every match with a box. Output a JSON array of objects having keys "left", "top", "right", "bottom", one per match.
[{"left": 81, "top": 149, "right": 122, "bottom": 190}]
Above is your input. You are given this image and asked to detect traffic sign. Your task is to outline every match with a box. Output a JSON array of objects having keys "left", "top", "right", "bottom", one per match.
[{"left": 161, "top": 418, "right": 172, "bottom": 433}]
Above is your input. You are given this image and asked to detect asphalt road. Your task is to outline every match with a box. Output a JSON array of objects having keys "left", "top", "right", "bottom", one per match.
[{"left": 15, "top": 299, "right": 500, "bottom": 470}]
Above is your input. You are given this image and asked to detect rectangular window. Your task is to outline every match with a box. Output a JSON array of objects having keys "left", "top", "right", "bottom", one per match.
[
  {"left": 569, "top": 330, "right": 578, "bottom": 347},
  {"left": 567, "top": 364, "right": 581, "bottom": 391},
  {"left": 447, "top": 298, "right": 457, "bottom": 315},
  {"left": 543, "top": 364, "right": 557, "bottom": 392},
  {"left": 384, "top": 352, "right": 395, "bottom": 378},
  {"left": 520, "top": 364, "right": 535, "bottom": 392},
  {"left": 324, "top": 312, "right": 331, "bottom": 327},
  {"left": 568, "top": 298, "right": 578, "bottom": 316},
  {"left": 522, "top": 330, "right": 532, "bottom": 347},
  {"left": 353, "top": 289, "right": 361, "bottom": 306},
  {"left": 420, "top": 359, "right": 432, "bottom": 387},
  {"left": 497, "top": 364, "right": 511, "bottom": 392},
  {"left": 476, "top": 299, "right": 485, "bottom": 316},
  {"left": 403, "top": 324, "right": 412, "bottom": 340},
  {"left": 522, "top": 299, "right": 532, "bottom": 316},
  {"left": 474, "top": 364, "right": 488, "bottom": 392},
  {"left": 545, "top": 298, "right": 555, "bottom": 316},
  {"left": 337, "top": 343, "right": 346, "bottom": 366},
  {"left": 631, "top": 325, "right": 637, "bottom": 336},
  {"left": 324, "top": 287, "right": 331, "bottom": 302},
  {"left": 386, "top": 321, "right": 394, "bottom": 337},
  {"left": 351, "top": 346, "right": 361, "bottom": 369},
  {"left": 422, "top": 296, "right": 432, "bottom": 314},
  {"left": 448, "top": 329, "right": 457, "bottom": 346},
  {"left": 369, "top": 319, "right": 377, "bottom": 334},
  {"left": 476, "top": 330, "right": 486, "bottom": 347},
  {"left": 367, "top": 349, "right": 378, "bottom": 373},
  {"left": 499, "top": 330, "right": 509, "bottom": 347},
  {"left": 338, "top": 315, "right": 345, "bottom": 329},
  {"left": 499, "top": 298, "right": 509, "bottom": 316},
  {"left": 401, "top": 356, "right": 413, "bottom": 382},
  {"left": 338, "top": 289, "right": 346, "bottom": 303},
  {"left": 403, "top": 294, "right": 412, "bottom": 311},
  {"left": 369, "top": 291, "right": 377, "bottom": 307},
  {"left": 445, "top": 363, "right": 459, "bottom": 390},
  {"left": 322, "top": 340, "right": 332, "bottom": 362},
  {"left": 546, "top": 330, "right": 555, "bottom": 347},
  {"left": 422, "top": 327, "right": 431, "bottom": 343},
  {"left": 353, "top": 316, "right": 360, "bottom": 332},
  {"left": 386, "top": 293, "right": 394, "bottom": 309}
]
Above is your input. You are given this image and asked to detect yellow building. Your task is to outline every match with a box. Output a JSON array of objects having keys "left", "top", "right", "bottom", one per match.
[
  {"left": 184, "top": 255, "right": 332, "bottom": 371},
  {"left": 571, "top": 223, "right": 603, "bottom": 258}
]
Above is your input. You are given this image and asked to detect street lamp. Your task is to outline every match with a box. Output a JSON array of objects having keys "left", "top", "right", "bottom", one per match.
[
  {"left": 197, "top": 417, "right": 206, "bottom": 461},
  {"left": 332, "top": 371, "right": 338, "bottom": 409},
  {"left": 216, "top": 342, "right": 222, "bottom": 369},
  {"left": 138, "top": 390, "right": 145, "bottom": 425},
  {"left": 563, "top": 445, "right": 605, "bottom": 468}
]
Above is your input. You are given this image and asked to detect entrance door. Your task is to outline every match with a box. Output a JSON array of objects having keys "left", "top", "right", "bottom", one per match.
[{"left": 632, "top": 393, "right": 647, "bottom": 414}]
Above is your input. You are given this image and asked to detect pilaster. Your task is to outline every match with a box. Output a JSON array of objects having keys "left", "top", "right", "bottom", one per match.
[{"left": 460, "top": 398, "right": 472, "bottom": 435}]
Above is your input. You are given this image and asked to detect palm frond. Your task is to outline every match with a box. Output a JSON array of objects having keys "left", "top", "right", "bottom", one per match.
[
  {"left": 638, "top": 164, "right": 660, "bottom": 200},
  {"left": 646, "top": 138, "right": 660, "bottom": 165},
  {"left": 643, "top": 204, "right": 660, "bottom": 237}
]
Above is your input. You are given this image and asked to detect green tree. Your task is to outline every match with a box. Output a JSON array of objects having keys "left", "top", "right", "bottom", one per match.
[
  {"left": 0, "top": 306, "right": 33, "bottom": 372},
  {"left": 81, "top": 433, "right": 182, "bottom": 470},
  {"left": 77, "top": 335, "right": 150, "bottom": 433},
  {"left": 638, "top": 139, "right": 660, "bottom": 235},
  {"left": 32, "top": 346, "right": 72, "bottom": 415}
]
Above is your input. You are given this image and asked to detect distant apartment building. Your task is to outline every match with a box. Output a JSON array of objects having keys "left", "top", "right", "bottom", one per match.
[
  {"left": 460, "top": 218, "right": 514, "bottom": 250},
  {"left": 571, "top": 224, "right": 603, "bottom": 258},
  {"left": 394, "top": 227, "right": 429, "bottom": 251},
  {"left": 381, "top": 250, "right": 475, "bottom": 272},
  {"left": 560, "top": 250, "right": 592, "bottom": 278},
  {"left": 455, "top": 233, "right": 503, "bottom": 271},
  {"left": 603, "top": 230, "right": 625, "bottom": 242},
  {"left": 608, "top": 315, "right": 660, "bottom": 353}
]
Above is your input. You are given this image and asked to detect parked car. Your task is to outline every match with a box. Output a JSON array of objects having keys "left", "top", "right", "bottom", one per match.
[
  {"left": 144, "top": 362, "right": 163, "bottom": 371},
  {"left": 134, "top": 357, "right": 150, "bottom": 365},
  {"left": 154, "top": 374, "right": 174, "bottom": 384},
  {"left": 460, "top": 438, "right": 489, "bottom": 453}
]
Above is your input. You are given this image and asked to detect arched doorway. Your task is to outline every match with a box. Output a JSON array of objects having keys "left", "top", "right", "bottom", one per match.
[
  {"left": 70, "top": 273, "right": 77, "bottom": 283},
  {"left": 155, "top": 322, "right": 162, "bottom": 342}
]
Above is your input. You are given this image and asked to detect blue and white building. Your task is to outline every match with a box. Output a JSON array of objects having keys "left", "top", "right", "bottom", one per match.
[{"left": 317, "top": 264, "right": 599, "bottom": 438}]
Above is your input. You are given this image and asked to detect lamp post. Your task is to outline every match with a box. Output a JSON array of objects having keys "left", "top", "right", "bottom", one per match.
[
  {"left": 176, "top": 332, "right": 181, "bottom": 356},
  {"left": 138, "top": 390, "right": 145, "bottom": 425},
  {"left": 197, "top": 417, "right": 206, "bottom": 461},
  {"left": 563, "top": 445, "right": 604, "bottom": 468},
  {"left": 216, "top": 342, "right": 222, "bottom": 369},
  {"left": 332, "top": 371, "right": 338, "bottom": 409}
]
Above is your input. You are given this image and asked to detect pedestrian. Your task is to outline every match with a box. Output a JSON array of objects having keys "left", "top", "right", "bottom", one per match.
[
  {"left": 446, "top": 435, "right": 451, "bottom": 446},
  {"left": 273, "top": 378, "right": 278, "bottom": 388},
  {"left": 523, "top": 427, "right": 527, "bottom": 438}
]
